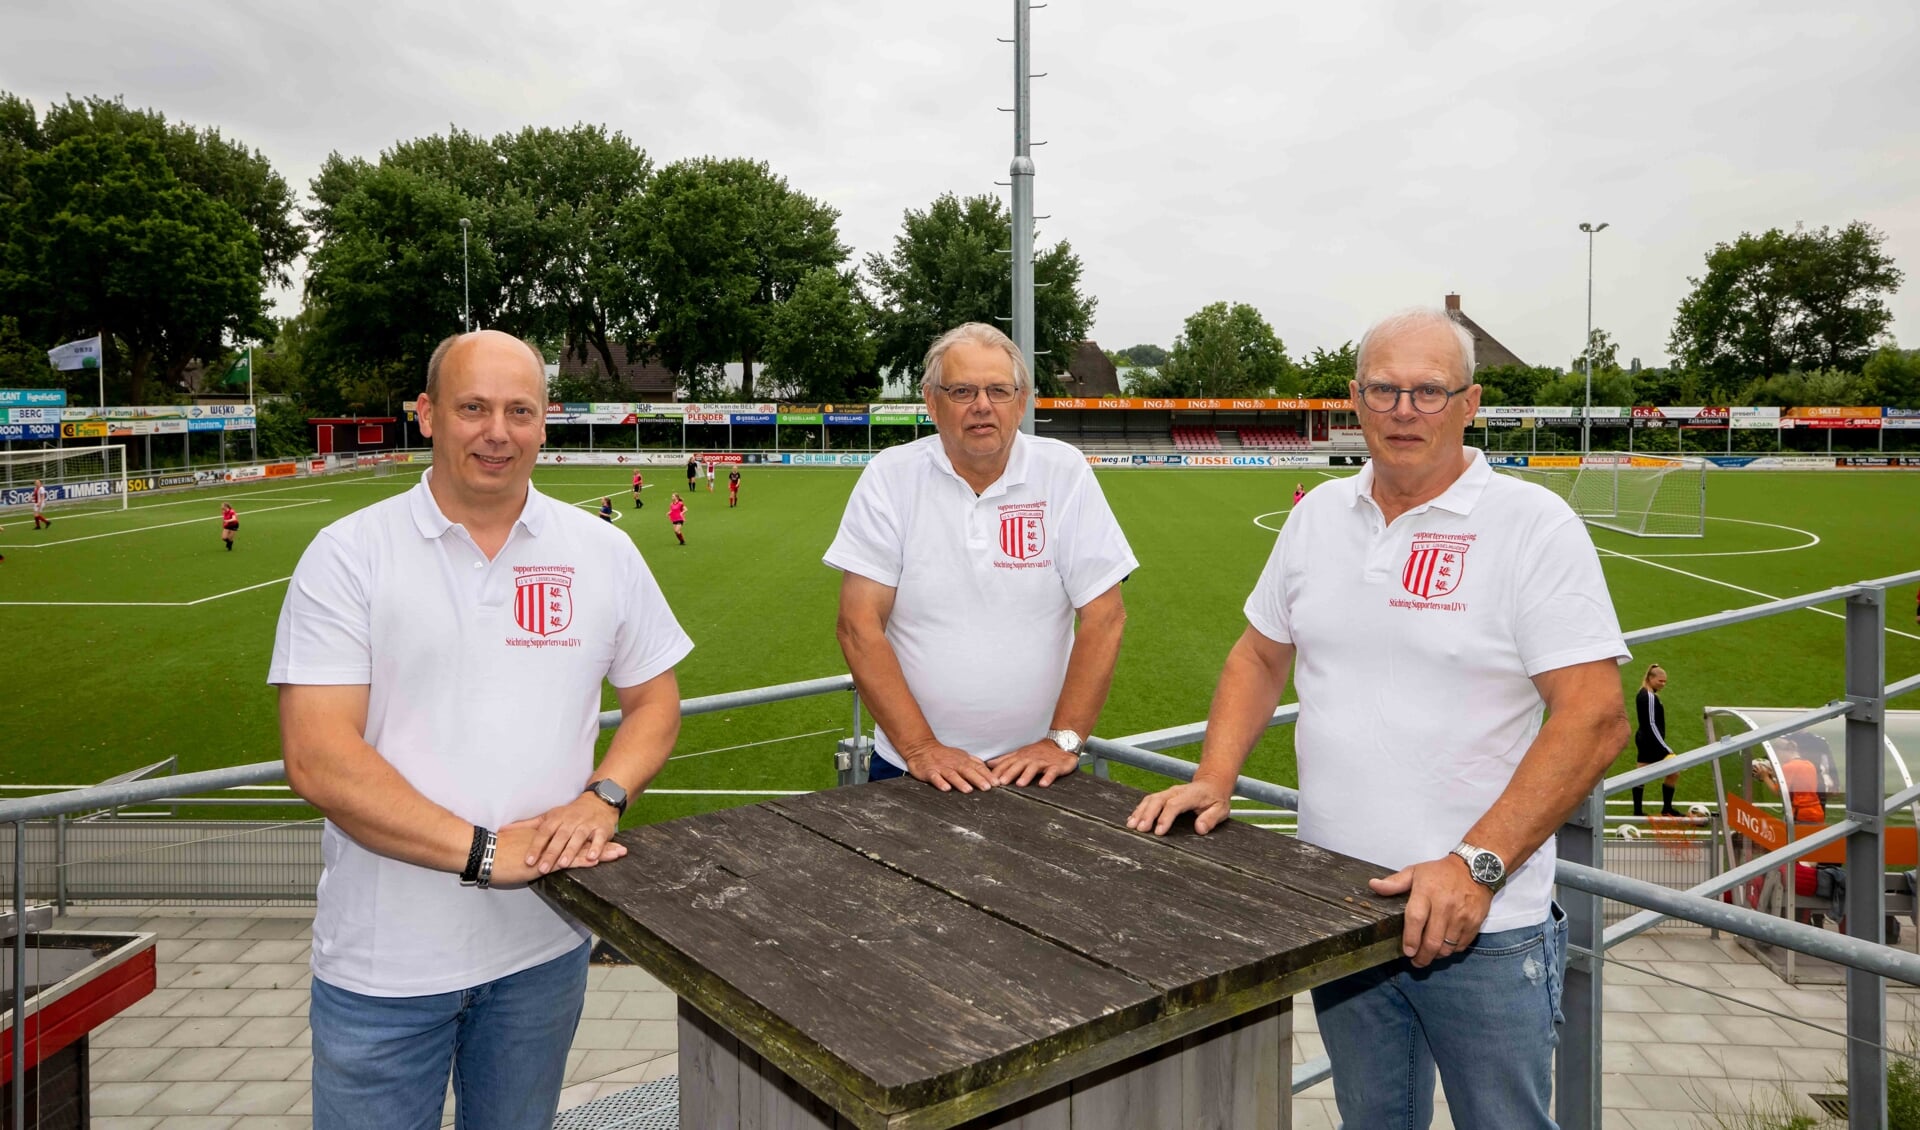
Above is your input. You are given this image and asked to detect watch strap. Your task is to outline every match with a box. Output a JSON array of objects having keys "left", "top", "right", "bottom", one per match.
[{"left": 459, "top": 825, "right": 488, "bottom": 885}]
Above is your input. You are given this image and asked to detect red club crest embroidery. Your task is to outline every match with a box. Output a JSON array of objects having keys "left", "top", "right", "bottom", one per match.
[
  {"left": 999, "top": 508, "right": 1048, "bottom": 561},
  {"left": 1402, "top": 535, "right": 1470, "bottom": 600},
  {"left": 514, "top": 571, "right": 574, "bottom": 637}
]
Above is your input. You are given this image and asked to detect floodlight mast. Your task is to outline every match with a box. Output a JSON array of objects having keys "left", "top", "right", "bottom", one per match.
[
  {"left": 1579, "top": 221, "right": 1609, "bottom": 454},
  {"left": 1011, "top": 0, "right": 1037, "bottom": 434}
]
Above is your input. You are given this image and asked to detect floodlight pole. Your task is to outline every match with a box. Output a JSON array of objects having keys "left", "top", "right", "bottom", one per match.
[
  {"left": 459, "top": 217, "right": 472, "bottom": 333},
  {"left": 1579, "top": 221, "right": 1608, "bottom": 454},
  {"left": 1010, "top": 0, "right": 1036, "bottom": 435}
]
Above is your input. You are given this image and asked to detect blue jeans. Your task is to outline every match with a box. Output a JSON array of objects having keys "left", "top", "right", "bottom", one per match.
[
  {"left": 310, "top": 942, "right": 590, "bottom": 1130},
  {"left": 1311, "top": 903, "right": 1568, "bottom": 1129},
  {"left": 866, "top": 754, "right": 907, "bottom": 781}
]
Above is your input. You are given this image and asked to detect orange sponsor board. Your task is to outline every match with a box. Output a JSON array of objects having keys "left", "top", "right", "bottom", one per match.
[
  {"left": 1784, "top": 406, "right": 1881, "bottom": 419},
  {"left": 1035, "top": 397, "right": 1353, "bottom": 411},
  {"left": 263, "top": 462, "right": 298, "bottom": 479},
  {"left": 1529, "top": 455, "right": 1583, "bottom": 469},
  {"left": 1725, "top": 794, "right": 1788, "bottom": 850}
]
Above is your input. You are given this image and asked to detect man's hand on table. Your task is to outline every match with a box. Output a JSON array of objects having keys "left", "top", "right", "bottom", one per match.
[
  {"left": 987, "top": 741, "right": 1079, "bottom": 787},
  {"left": 900, "top": 740, "right": 998, "bottom": 793},
  {"left": 1368, "top": 855, "right": 1492, "bottom": 968},
  {"left": 490, "top": 794, "right": 629, "bottom": 884},
  {"left": 1124, "top": 779, "right": 1235, "bottom": 836}
]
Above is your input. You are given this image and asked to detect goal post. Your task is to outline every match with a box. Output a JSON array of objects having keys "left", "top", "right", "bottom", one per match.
[
  {"left": 1499, "top": 454, "right": 1706, "bottom": 538},
  {"left": 0, "top": 444, "right": 129, "bottom": 514}
]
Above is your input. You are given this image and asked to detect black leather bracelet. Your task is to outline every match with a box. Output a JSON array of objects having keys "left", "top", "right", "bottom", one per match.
[{"left": 459, "top": 825, "right": 488, "bottom": 885}]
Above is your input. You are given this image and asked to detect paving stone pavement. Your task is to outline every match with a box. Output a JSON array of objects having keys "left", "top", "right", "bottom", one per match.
[{"left": 54, "top": 907, "right": 1917, "bottom": 1128}]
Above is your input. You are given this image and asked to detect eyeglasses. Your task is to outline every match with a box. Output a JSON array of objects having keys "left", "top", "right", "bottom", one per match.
[
  {"left": 935, "top": 383, "right": 1022, "bottom": 405},
  {"left": 1357, "top": 381, "right": 1472, "bottom": 415}
]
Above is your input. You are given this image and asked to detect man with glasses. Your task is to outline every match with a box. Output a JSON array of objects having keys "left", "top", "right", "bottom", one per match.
[
  {"left": 1129, "top": 307, "right": 1630, "bottom": 1128},
  {"left": 826, "top": 322, "right": 1136, "bottom": 792}
]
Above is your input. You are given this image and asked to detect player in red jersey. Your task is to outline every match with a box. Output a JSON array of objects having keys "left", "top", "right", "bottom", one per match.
[
  {"left": 727, "top": 468, "right": 740, "bottom": 508},
  {"left": 221, "top": 502, "right": 239, "bottom": 550}
]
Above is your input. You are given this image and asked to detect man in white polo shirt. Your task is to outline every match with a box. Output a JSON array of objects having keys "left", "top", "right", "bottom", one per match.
[
  {"left": 1129, "top": 307, "right": 1630, "bottom": 1128},
  {"left": 270, "top": 330, "right": 692, "bottom": 1130},
  {"left": 826, "top": 322, "right": 1135, "bottom": 792}
]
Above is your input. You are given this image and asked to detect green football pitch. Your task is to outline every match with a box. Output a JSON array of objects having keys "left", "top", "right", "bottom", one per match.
[{"left": 1, "top": 464, "right": 1916, "bottom": 826}]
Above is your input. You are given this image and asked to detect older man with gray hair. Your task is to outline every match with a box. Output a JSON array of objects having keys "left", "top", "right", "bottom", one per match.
[
  {"left": 1130, "top": 307, "right": 1631, "bottom": 1128},
  {"left": 826, "top": 322, "right": 1136, "bottom": 792}
]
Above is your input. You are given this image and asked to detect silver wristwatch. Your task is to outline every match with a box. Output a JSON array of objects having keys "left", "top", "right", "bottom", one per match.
[
  {"left": 1451, "top": 842, "right": 1508, "bottom": 892},
  {"left": 1046, "top": 729, "right": 1084, "bottom": 756}
]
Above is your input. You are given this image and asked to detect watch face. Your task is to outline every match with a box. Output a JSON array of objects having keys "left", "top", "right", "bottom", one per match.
[{"left": 1470, "top": 851, "right": 1504, "bottom": 883}]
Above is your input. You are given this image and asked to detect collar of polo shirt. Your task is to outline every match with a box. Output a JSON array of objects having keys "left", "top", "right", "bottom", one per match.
[
  {"left": 1352, "top": 448, "right": 1493, "bottom": 519},
  {"left": 926, "top": 428, "right": 1033, "bottom": 497},
  {"left": 408, "top": 467, "right": 550, "bottom": 539}
]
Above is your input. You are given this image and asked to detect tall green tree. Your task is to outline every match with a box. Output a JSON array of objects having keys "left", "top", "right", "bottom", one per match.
[
  {"left": 1473, "top": 364, "right": 1556, "bottom": 408},
  {"left": 304, "top": 124, "right": 653, "bottom": 387},
  {"left": 865, "top": 193, "right": 1095, "bottom": 391},
  {"left": 1570, "top": 327, "right": 1619, "bottom": 373},
  {"left": 0, "top": 93, "right": 299, "bottom": 402},
  {"left": 762, "top": 268, "right": 876, "bottom": 402},
  {"left": 1863, "top": 346, "right": 1920, "bottom": 409},
  {"left": 629, "top": 157, "right": 846, "bottom": 399},
  {"left": 1669, "top": 222, "right": 1902, "bottom": 384},
  {"left": 1140, "top": 302, "right": 1293, "bottom": 397},
  {"left": 1296, "top": 343, "right": 1356, "bottom": 398}
]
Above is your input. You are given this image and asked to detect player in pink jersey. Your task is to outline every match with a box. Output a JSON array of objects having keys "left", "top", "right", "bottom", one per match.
[
  {"left": 631, "top": 470, "right": 644, "bottom": 509},
  {"left": 1292, "top": 482, "right": 1306, "bottom": 506},
  {"left": 668, "top": 493, "right": 686, "bottom": 545}
]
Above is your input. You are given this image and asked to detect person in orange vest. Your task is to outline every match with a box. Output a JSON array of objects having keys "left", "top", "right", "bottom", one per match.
[{"left": 1754, "top": 734, "right": 1828, "bottom": 825}]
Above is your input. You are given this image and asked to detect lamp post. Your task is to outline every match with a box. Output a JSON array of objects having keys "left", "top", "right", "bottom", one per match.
[
  {"left": 459, "top": 217, "right": 472, "bottom": 333},
  {"left": 1578, "top": 221, "right": 1609, "bottom": 454}
]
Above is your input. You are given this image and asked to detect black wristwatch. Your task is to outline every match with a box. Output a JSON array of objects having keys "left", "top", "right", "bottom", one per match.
[
  {"left": 587, "top": 779, "right": 628, "bottom": 816},
  {"left": 1451, "top": 842, "right": 1508, "bottom": 893}
]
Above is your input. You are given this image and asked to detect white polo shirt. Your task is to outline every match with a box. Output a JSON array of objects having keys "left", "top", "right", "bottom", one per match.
[
  {"left": 268, "top": 472, "right": 693, "bottom": 996},
  {"left": 824, "top": 433, "right": 1137, "bottom": 771},
  {"left": 1244, "top": 450, "right": 1628, "bottom": 932}
]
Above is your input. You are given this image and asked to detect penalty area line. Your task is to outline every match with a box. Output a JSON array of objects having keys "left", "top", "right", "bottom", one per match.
[{"left": 1597, "top": 546, "right": 1920, "bottom": 643}]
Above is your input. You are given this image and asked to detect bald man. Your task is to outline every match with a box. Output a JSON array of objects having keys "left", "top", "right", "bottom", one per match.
[{"left": 271, "top": 331, "right": 693, "bottom": 1130}]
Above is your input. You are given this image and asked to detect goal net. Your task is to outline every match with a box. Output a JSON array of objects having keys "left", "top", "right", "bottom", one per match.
[
  {"left": 1502, "top": 455, "right": 1706, "bottom": 538},
  {"left": 0, "top": 444, "right": 129, "bottom": 515}
]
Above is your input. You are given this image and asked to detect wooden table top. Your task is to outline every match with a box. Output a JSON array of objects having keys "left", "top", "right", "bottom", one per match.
[{"left": 539, "top": 772, "right": 1404, "bottom": 1127}]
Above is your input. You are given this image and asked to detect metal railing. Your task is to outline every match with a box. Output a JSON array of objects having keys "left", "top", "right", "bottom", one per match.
[{"left": 4, "top": 574, "right": 1918, "bottom": 1129}]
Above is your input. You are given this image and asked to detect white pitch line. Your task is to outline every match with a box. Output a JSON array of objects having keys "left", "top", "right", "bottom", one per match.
[
  {"left": 1597, "top": 546, "right": 1920, "bottom": 643},
  {"left": 0, "top": 499, "right": 327, "bottom": 548},
  {"left": 0, "top": 575, "right": 292, "bottom": 608}
]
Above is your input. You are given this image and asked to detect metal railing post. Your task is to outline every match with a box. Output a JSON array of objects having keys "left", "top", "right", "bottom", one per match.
[
  {"left": 13, "top": 821, "right": 26, "bottom": 1130},
  {"left": 55, "top": 813, "right": 67, "bottom": 915},
  {"left": 1845, "top": 587, "right": 1887, "bottom": 1129},
  {"left": 1556, "top": 785, "right": 1605, "bottom": 1130}
]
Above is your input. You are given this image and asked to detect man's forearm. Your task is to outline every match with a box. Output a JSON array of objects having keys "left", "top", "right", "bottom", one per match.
[
  {"left": 1464, "top": 708, "right": 1627, "bottom": 871},
  {"left": 839, "top": 621, "right": 939, "bottom": 754},
  {"left": 1192, "top": 632, "right": 1291, "bottom": 789},
  {"left": 592, "top": 696, "right": 682, "bottom": 800},
  {"left": 1049, "top": 594, "right": 1126, "bottom": 737},
  {"left": 289, "top": 736, "right": 475, "bottom": 872}
]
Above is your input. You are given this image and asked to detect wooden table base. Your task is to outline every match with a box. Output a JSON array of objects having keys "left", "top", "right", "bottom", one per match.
[{"left": 680, "top": 997, "right": 1291, "bottom": 1130}]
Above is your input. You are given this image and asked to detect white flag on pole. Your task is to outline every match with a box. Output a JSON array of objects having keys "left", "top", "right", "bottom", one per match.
[{"left": 48, "top": 336, "right": 103, "bottom": 371}]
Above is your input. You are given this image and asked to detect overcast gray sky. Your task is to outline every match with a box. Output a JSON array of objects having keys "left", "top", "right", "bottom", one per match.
[{"left": 6, "top": 0, "right": 1917, "bottom": 370}]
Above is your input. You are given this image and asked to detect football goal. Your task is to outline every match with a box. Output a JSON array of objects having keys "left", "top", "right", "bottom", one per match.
[
  {"left": 1503, "top": 455, "right": 1706, "bottom": 538},
  {"left": 0, "top": 444, "right": 129, "bottom": 515}
]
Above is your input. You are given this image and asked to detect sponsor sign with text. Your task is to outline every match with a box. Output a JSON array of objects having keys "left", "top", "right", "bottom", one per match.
[{"left": 0, "top": 389, "right": 66, "bottom": 407}]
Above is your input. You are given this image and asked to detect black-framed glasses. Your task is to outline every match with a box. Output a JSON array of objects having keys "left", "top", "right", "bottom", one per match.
[
  {"left": 936, "top": 383, "right": 1022, "bottom": 405},
  {"left": 1356, "top": 382, "right": 1471, "bottom": 415}
]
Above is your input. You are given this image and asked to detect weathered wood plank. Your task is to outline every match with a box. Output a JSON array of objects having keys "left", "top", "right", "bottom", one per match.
[
  {"left": 681, "top": 1000, "right": 743, "bottom": 1130},
  {"left": 1067, "top": 1033, "right": 1183, "bottom": 1129},
  {"left": 767, "top": 781, "right": 1394, "bottom": 995},
  {"left": 1180, "top": 1000, "right": 1287, "bottom": 1130},
  {"left": 1010, "top": 772, "right": 1398, "bottom": 915}
]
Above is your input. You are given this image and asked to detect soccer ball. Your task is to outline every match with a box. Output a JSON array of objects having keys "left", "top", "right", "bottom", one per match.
[
  {"left": 1688, "top": 803, "right": 1711, "bottom": 821},
  {"left": 1616, "top": 823, "right": 1643, "bottom": 840}
]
